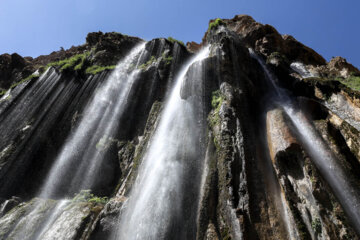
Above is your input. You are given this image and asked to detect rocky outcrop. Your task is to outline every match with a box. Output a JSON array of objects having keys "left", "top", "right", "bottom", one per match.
[
  {"left": 0, "top": 198, "right": 103, "bottom": 240},
  {"left": 0, "top": 14, "right": 360, "bottom": 240},
  {"left": 326, "top": 57, "right": 360, "bottom": 78},
  {"left": 187, "top": 41, "right": 202, "bottom": 53},
  {"left": 0, "top": 53, "right": 32, "bottom": 90},
  {"left": 267, "top": 108, "right": 358, "bottom": 239},
  {"left": 220, "top": 15, "right": 326, "bottom": 66}
]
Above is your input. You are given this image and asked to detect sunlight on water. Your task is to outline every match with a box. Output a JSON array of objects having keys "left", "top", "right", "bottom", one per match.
[
  {"left": 115, "top": 46, "right": 210, "bottom": 240},
  {"left": 39, "top": 43, "right": 146, "bottom": 198}
]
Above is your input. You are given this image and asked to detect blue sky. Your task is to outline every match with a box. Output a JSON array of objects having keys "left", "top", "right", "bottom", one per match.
[{"left": 0, "top": 0, "right": 359, "bottom": 68}]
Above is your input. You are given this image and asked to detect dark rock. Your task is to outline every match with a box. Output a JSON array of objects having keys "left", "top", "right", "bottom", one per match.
[
  {"left": 216, "top": 15, "right": 326, "bottom": 66},
  {"left": 0, "top": 53, "right": 29, "bottom": 89},
  {"left": 0, "top": 14, "right": 359, "bottom": 240}
]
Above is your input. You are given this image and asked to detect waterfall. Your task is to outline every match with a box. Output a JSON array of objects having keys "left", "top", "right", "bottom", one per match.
[
  {"left": 39, "top": 43, "right": 146, "bottom": 198},
  {"left": 33, "top": 200, "right": 69, "bottom": 239},
  {"left": 290, "top": 62, "right": 315, "bottom": 78},
  {"left": 251, "top": 49, "right": 360, "bottom": 235},
  {"left": 283, "top": 106, "right": 360, "bottom": 234},
  {"left": 0, "top": 43, "right": 149, "bottom": 240},
  {"left": 249, "top": 49, "right": 299, "bottom": 239},
  {"left": 115, "top": 46, "right": 210, "bottom": 240}
]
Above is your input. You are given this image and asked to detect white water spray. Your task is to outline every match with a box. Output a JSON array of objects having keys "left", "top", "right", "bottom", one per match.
[
  {"left": 116, "top": 46, "right": 210, "bottom": 240},
  {"left": 252, "top": 49, "right": 360, "bottom": 235},
  {"left": 39, "top": 43, "right": 146, "bottom": 198},
  {"left": 0, "top": 44, "right": 147, "bottom": 240},
  {"left": 290, "top": 62, "right": 316, "bottom": 78},
  {"left": 284, "top": 105, "right": 360, "bottom": 233}
]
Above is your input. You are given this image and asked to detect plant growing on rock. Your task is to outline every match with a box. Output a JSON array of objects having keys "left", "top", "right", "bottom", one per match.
[
  {"left": 46, "top": 52, "right": 90, "bottom": 72},
  {"left": 161, "top": 52, "right": 173, "bottom": 65},
  {"left": 336, "top": 75, "right": 360, "bottom": 92},
  {"left": 209, "top": 90, "right": 224, "bottom": 127},
  {"left": 85, "top": 65, "right": 116, "bottom": 75},
  {"left": 0, "top": 74, "right": 39, "bottom": 96},
  {"left": 167, "top": 37, "right": 185, "bottom": 47},
  {"left": 72, "top": 190, "right": 108, "bottom": 204},
  {"left": 208, "top": 18, "right": 224, "bottom": 31},
  {"left": 311, "top": 217, "right": 322, "bottom": 234},
  {"left": 139, "top": 56, "right": 157, "bottom": 70}
]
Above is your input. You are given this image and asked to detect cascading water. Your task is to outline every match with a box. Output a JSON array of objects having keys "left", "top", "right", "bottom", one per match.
[
  {"left": 0, "top": 43, "right": 148, "bottom": 240},
  {"left": 114, "top": 46, "right": 210, "bottom": 240},
  {"left": 290, "top": 62, "right": 316, "bottom": 78},
  {"left": 0, "top": 68, "right": 68, "bottom": 196},
  {"left": 40, "top": 42, "right": 146, "bottom": 198},
  {"left": 251, "top": 49, "right": 360, "bottom": 235},
  {"left": 283, "top": 105, "right": 360, "bottom": 233},
  {"left": 249, "top": 49, "right": 299, "bottom": 239},
  {"left": 33, "top": 200, "right": 69, "bottom": 239}
]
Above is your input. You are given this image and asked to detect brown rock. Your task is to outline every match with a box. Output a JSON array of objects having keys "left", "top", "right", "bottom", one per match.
[
  {"left": 266, "top": 108, "right": 298, "bottom": 162},
  {"left": 282, "top": 34, "right": 326, "bottom": 66},
  {"left": 328, "top": 56, "right": 360, "bottom": 77},
  {"left": 186, "top": 41, "right": 201, "bottom": 53},
  {"left": 210, "top": 15, "right": 327, "bottom": 66}
]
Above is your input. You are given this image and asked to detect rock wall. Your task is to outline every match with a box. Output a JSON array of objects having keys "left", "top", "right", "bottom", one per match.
[{"left": 0, "top": 15, "right": 359, "bottom": 239}]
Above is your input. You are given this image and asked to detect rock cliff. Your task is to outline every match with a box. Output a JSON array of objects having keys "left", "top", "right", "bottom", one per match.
[{"left": 0, "top": 15, "right": 359, "bottom": 240}]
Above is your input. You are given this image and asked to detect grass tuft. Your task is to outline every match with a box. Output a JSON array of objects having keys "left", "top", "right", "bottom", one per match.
[
  {"left": 1, "top": 74, "right": 39, "bottom": 96},
  {"left": 167, "top": 37, "right": 185, "bottom": 47},
  {"left": 46, "top": 52, "right": 90, "bottom": 72},
  {"left": 139, "top": 56, "right": 156, "bottom": 70},
  {"left": 72, "top": 190, "right": 108, "bottom": 204},
  {"left": 311, "top": 218, "right": 322, "bottom": 234},
  {"left": 85, "top": 65, "right": 116, "bottom": 75},
  {"left": 336, "top": 75, "right": 360, "bottom": 91},
  {"left": 163, "top": 54, "right": 173, "bottom": 65},
  {"left": 209, "top": 90, "right": 224, "bottom": 127},
  {"left": 208, "top": 18, "right": 224, "bottom": 31}
]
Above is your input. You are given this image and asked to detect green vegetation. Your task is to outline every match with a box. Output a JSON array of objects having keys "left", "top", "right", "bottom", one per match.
[
  {"left": 220, "top": 225, "right": 232, "bottom": 240},
  {"left": 211, "top": 90, "right": 223, "bottom": 109},
  {"left": 164, "top": 56, "right": 173, "bottom": 65},
  {"left": 11, "top": 74, "right": 38, "bottom": 88},
  {"left": 139, "top": 56, "right": 156, "bottom": 70},
  {"left": 208, "top": 18, "right": 224, "bottom": 31},
  {"left": 311, "top": 218, "right": 322, "bottom": 234},
  {"left": 336, "top": 75, "right": 360, "bottom": 91},
  {"left": 46, "top": 52, "right": 90, "bottom": 72},
  {"left": 0, "top": 74, "right": 39, "bottom": 96},
  {"left": 0, "top": 89, "right": 7, "bottom": 96},
  {"left": 72, "top": 190, "right": 108, "bottom": 204},
  {"left": 0, "top": 88, "right": 5, "bottom": 96},
  {"left": 306, "top": 75, "right": 360, "bottom": 94},
  {"left": 167, "top": 37, "right": 185, "bottom": 47},
  {"left": 85, "top": 65, "right": 116, "bottom": 75},
  {"left": 310, "top": 175, "right": 316, "bottom": 185},
  {"left": 209, "top": 90, "right": 224, "bottom": 136},
  {"left": 161, "top": 52, "right": 173, "bottom": 65}
]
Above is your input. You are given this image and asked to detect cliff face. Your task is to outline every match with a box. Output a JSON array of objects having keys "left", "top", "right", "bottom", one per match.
[{"left": 0, "top": 15, "right": 360, "bottom": 240}]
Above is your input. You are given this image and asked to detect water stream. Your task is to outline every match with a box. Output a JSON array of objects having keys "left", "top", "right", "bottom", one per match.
[
  {"left": 0, "top": 43, "right": 149, "bottom": 240},
  {"left": 39, "top": 43, "right": 146, "bottom": 199},
  {"left": 115, "top": 46, "right": 210, "bottom": 240},
  {"left": 251, "top": 49, "right": 360, "bottom": 235}
]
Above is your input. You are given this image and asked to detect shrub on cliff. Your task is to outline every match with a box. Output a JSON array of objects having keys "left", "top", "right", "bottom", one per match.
[{"left": 208, "top": 18, "right": 224, "bottom": 31}]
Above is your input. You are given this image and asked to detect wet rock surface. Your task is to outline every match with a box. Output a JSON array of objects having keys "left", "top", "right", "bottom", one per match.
[{"left": 0, "top": 14, "right": 360, "bottom": 240}]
